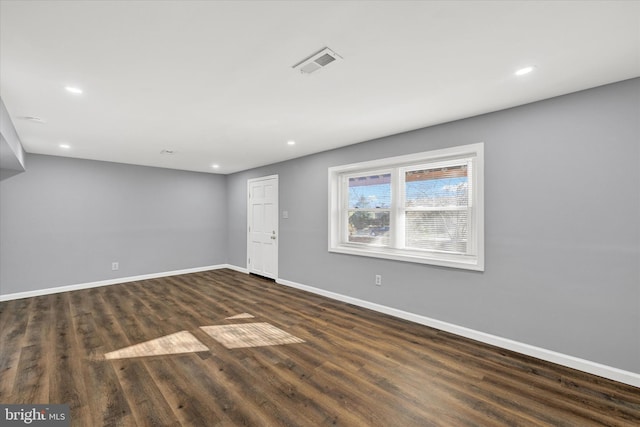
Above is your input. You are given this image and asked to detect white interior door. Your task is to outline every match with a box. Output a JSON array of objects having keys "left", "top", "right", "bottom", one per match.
[{"left": 247, "top": 175, "right": 278, "bottom": 279}]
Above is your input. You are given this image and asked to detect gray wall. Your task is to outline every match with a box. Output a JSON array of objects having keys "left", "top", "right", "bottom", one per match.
[
  {"left": 227, "top": 78, "right": 640, "bottom": 373},
  {"left": 0, "top": 154, "right": 228, "bottom": 294}
]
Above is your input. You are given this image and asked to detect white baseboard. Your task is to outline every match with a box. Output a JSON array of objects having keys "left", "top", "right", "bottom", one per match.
[
  {"left": 0, "top": 264, "right": 232, "bottom": 302},
  {"left": 224, "top": 264, "right": 249, "bottom": 274},
  {"left": 276, "top": 277, "right": 640, "bottom": 388}
]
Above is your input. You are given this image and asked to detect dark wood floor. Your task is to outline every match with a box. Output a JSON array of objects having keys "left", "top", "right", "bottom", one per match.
[{"left": 1, "top": 269, "right": 639, "bottom": 426}]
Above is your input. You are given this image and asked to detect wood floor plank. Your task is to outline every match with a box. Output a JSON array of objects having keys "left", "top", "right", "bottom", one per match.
[
  {"left": 67, "top": 298, "right": 134, "bottom": 427},
  {"left": 143, "top": 355, "right": 234, "bottom": 426},
  {"left": 0, "top": 298, "right": 32, "bottom": 401},
  {"left": 99, "top": 285, "right": 183, "bottom": 427},
  {"left": 106, "top": 285, "right": 235, "bottom": 425},
  {"left": 49, "top": 292, "right": 93, "bottom": 426},
  {"left": 1, "top": 269, "right": 639, "bottom": 426},
  {"left": 11, "top": 344, "right": 49, "bottom": 403}
]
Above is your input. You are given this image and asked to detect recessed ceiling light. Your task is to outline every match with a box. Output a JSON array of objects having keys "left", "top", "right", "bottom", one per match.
[
  {"left": 211, "top": 164, "right": 220, "bottom": 169},
  {"left": 59, "top": 143, "right": 71, "bottom": 149},
  {"left": 515, "top": 66, "right": 535, "bottom": 76},
  {"left": 287, "top": 140, "right": 296, "bottom": 146},
  {"left": 65, "top": 86, "right": 83, "bottom": 94}
]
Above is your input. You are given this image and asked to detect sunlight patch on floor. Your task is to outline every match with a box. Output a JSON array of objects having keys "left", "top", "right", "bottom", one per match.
[
  {"left": 104, "top": 331, "right": 208, "bottom": 360},
  {"left": 201, "top": 322, "right": 305, "bottom": 349},
  {"left": 225, "top": 312, "right": 255, "bottom": 320}
]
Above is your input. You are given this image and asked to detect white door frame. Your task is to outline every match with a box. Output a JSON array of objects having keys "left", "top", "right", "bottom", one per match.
[{"left": 247, "top": 175, "right": 279, "bottom": 279}]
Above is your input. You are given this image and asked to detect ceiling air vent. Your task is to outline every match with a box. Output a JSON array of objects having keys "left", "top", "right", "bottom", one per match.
[{"left": 292, "top": 47, "right": 342, "bottom": 74}]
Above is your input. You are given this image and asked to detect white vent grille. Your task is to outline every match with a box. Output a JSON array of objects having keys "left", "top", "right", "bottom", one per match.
[{"left": 292, "top": 47, "right": 342, "bottom": 74}]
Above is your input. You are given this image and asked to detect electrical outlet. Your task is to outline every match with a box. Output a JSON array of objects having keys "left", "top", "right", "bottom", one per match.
[
  {"left": 112, "top": 262, "right": 119, "bottom": 271},
  {"left": 375, "top": 274, "right": 382, "bottom": 286}
]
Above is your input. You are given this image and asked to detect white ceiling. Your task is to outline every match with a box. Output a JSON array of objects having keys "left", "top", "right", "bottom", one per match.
[{"left": 1, "top": 1, "right": 638, "bottom": 174}]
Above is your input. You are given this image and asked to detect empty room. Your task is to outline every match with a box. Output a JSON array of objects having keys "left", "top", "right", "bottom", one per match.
[{"left": 1, "top": 1, "right": 639, "bottom": 426}]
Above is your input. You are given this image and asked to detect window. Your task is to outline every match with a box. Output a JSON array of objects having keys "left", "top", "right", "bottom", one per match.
[{"left": 329, "top": 143, "right": 484, "bottom": 271}]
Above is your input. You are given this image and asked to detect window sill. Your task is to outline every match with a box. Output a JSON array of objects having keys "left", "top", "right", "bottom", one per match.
[{"left": 329, "top": 244, "right": 484, "bottom": 271}]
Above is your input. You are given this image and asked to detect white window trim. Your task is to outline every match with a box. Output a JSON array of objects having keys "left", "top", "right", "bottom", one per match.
[{"left": 328, "top": 143, "right": 484, "bottom": 271}]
